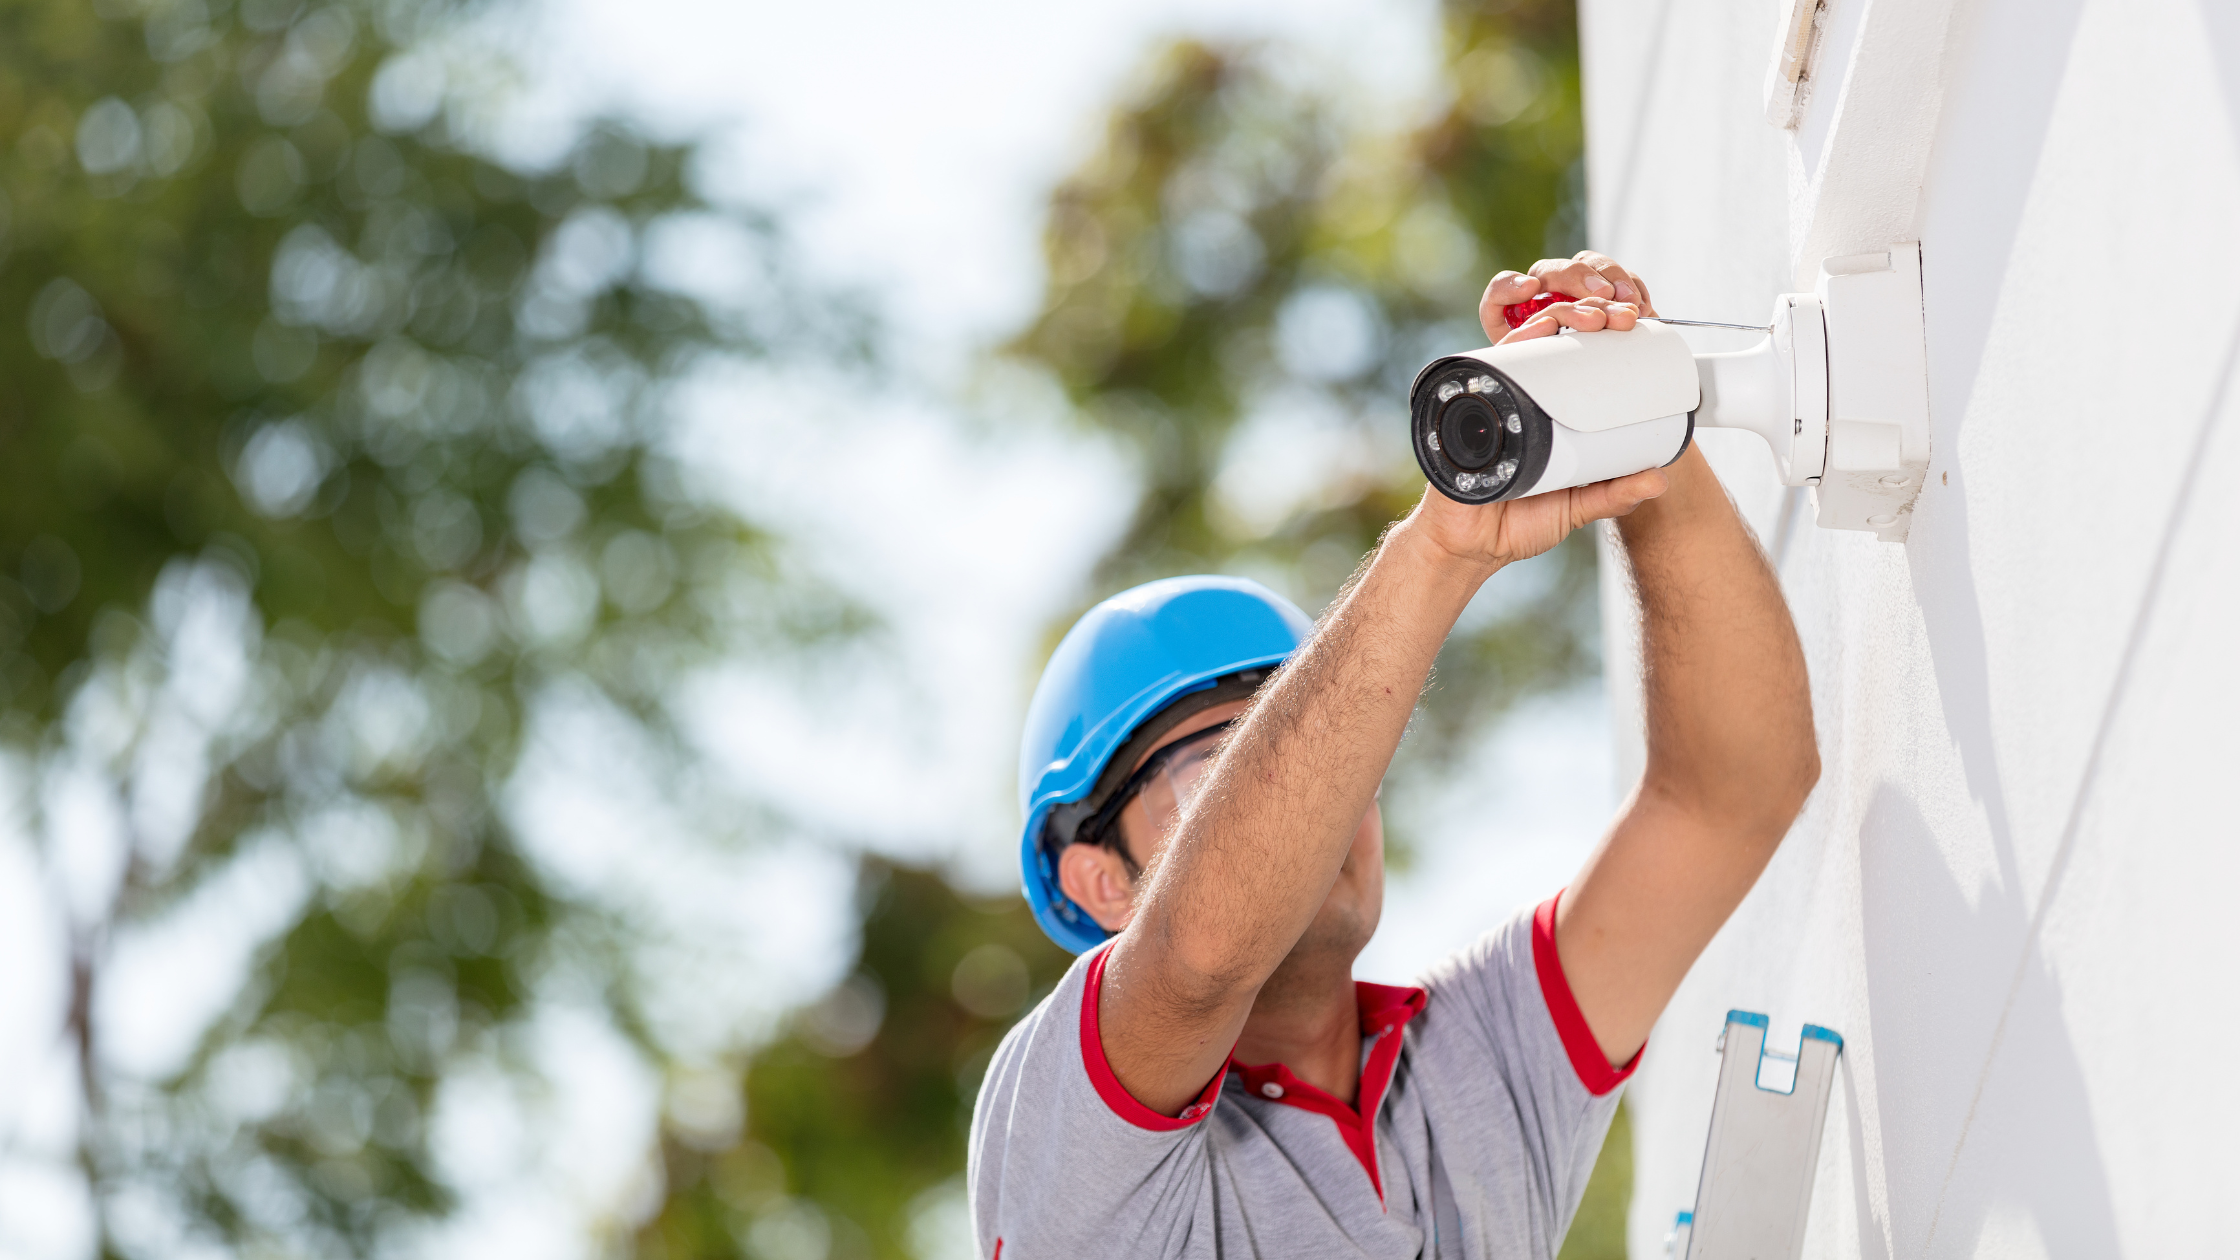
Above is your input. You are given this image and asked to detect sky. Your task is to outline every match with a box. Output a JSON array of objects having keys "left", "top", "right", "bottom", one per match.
[{"left": 512, "top": 0, "right": 1446, "bottom": 349}]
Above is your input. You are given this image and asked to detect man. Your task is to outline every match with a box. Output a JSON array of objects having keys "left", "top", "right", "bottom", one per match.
[{"left": 972, "top": 252, "right": 1819, "bottom": 1258}]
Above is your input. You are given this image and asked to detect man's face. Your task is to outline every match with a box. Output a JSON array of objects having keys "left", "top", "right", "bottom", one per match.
[{"left": 1057, "top": 698, "right": 1386, "bottom": 965}]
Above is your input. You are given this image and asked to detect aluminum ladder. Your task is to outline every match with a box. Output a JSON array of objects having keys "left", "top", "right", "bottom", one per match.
[{"left": 1665, "top": 1010, "right": 1844, "bottom": 1260}]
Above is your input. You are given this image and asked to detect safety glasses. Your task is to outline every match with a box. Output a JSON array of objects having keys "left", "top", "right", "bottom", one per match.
[{"left": 1083, "top": 718, "right": 1236, "bottom": 872}]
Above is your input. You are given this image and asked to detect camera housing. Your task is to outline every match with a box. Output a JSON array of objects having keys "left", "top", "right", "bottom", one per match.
[
  {"left": 1408, "top": 244, "right": 1931, "bottom": 540},
  {"left": 1410, "top": 320, "right": 1699, "bottom": 505}
]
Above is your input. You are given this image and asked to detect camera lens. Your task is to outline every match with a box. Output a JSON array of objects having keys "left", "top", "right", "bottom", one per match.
[
  {"left": 1438, "top": 395, "right": 1502, "bottom": 470},
  {"left": 1410, "top": 355, "right": 1556, "bottom": 505}
]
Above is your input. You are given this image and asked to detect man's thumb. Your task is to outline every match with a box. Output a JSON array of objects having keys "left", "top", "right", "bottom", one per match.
[{"left": 1578, "top": 469, "right": 1667, "bottom": 521}]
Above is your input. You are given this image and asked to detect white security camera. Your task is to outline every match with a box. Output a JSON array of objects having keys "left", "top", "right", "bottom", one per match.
[{"left": 1409, "top": 244, "right": 1930, "bottom": 540}]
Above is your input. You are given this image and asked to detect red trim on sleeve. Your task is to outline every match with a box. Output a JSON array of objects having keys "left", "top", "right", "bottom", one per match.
[
  {"left": 1079, "top": 944, "right": 1229, "bottom": 1130},
  {"left": 1532, "top": 892, "right": 1641, "bottom": 1096}
]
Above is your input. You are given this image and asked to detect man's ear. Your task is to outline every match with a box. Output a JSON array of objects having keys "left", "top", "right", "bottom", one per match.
[{"left": 1056, "top": 843, "right": 1136, "bottom": 934}]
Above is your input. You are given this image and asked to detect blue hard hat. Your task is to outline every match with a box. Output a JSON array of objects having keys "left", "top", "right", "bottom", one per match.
[{"left": 1018, "top": 575, "right": 1313, "bottom": 952}]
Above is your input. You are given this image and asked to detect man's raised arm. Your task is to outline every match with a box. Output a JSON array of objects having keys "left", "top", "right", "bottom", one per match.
[
  {"left": 1544, "top": 255, "right": 1821, "bottom": 1068},
  {"left": 1100, "top": 291, "right": 1669, "bottom": 1117}
]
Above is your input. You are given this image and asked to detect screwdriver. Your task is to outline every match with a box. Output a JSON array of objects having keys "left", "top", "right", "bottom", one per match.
[{"left": 1502, "top": 290, "right": 1768, "bottom": 333}]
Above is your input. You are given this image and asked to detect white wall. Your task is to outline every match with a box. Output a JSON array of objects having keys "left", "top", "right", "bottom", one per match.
[{"left": 1578, "top": 1, "right": 2240, "bottom": 1256}]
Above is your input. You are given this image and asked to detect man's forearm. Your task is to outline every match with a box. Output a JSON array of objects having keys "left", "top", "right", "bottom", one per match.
[
  {"left": 1553, "top": 445, "right": 1817, "bottom": 1065},
  {"left": 1129, "top": 520, "right": 1486, "bottom": 992},
  {"left": 1615, "top": 446, "right": 1817, "bottom": 829},
  {"left": 1099, "top": 519, "right": 1486, "bottom": 1114}
]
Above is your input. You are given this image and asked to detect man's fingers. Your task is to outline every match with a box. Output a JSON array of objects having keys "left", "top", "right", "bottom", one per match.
[
  {"left": 1497, "top": 296, "right": 1641, "bottom": 343},
  {"left": 1529, "top": 257, "right": 1617, "bottom": 300},
  {"left": 1501, "top": 313, "right": 1560, "bottom": 343},
  {"left": 1479, "top": 271, "right": 1541, "bottom": 340},
  {"left": 1497, "top": 255, "right": 1658, "bottom": 332},
  {"left": 1569, "top": 251, "right": 1657, "bottom": 314},
  {"left": 1551, "top": 301, "right": 1612, "bottom": 331},
  {"left": 1570, "top": 468, "right": 1670, "bottom": 523},
  {"left": 1483, "top": 270, "right": 1539, "bottom": 304},
  {"left": 1629, "top": 273, "right": 1656, "bottom": 317},
  {"left": 1572, "top": 251, "right": 1643, "bottom": 305},
  {"left": 1504, "top": 306, "right": 1586, "bottom": 343}
]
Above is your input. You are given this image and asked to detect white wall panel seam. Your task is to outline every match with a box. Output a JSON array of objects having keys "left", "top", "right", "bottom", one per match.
[{"left": 1912, "top": 316, "right": 2240, "bottom": 1258}]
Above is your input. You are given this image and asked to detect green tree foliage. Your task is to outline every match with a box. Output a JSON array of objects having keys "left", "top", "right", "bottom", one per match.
[
  {"left": 635, "top": 863, "right": 1073, "bottom": 1260},
  {"left": 1558, "top": 1100, "right": 1633, "bottom": 1260},
  {"left": 0, "top": 0, "right": 859, "bottom": 1253}
]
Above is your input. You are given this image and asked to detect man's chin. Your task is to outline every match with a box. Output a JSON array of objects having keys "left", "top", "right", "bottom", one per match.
[{"left": 1290, "top": 902, "right": 1379, "bottom": 968}]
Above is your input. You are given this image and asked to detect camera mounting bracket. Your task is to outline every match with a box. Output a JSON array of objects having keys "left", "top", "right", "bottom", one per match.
[
  {"left": 1691, "top": 243, "right": 1930, "bottom": 542},
  {"left": 1808, "top": 243, "right": 1931, "bottom": 542}
]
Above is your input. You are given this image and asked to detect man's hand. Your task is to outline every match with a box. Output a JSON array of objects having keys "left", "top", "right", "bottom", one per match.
[
  {"left": 1414, "top": 252, "right": 1673, "bottom": 571},
  {"left": 1411, "top": 463, "right": 1666, "bottom": 574},
  {"left": 1479, "top": 251, "right": 1660, "bottom": 340}
]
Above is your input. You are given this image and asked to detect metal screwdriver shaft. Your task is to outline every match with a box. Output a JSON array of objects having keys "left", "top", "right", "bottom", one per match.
[{"left": 1502, "top": 291, "right": 1769, "bottom": 332}]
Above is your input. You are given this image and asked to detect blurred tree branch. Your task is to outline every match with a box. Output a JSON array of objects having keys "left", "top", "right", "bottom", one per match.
[{"left": 0, "top": 0, "right": 869, "bottom": 1253}]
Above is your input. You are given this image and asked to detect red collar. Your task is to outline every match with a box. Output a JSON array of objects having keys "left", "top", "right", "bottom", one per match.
[{"left": 1228, "top": 981, "right": 1427, "bottom": 1205}]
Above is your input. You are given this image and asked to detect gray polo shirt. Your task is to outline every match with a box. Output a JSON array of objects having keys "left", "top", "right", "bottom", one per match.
[{"left": 967, "top": 895, "right": 1636, "bottom": 1258}]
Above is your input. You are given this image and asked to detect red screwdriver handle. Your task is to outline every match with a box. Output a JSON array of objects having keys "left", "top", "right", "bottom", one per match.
[
  {"left": 1502, "top": 291, "right": 1758, "bottom": 335},
  {"left": 1502, "top": 288, "right": 1654, "bottom": 328},
  {"left": 1502, "top": 289, "right": 1576, "bottom": 330}
]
